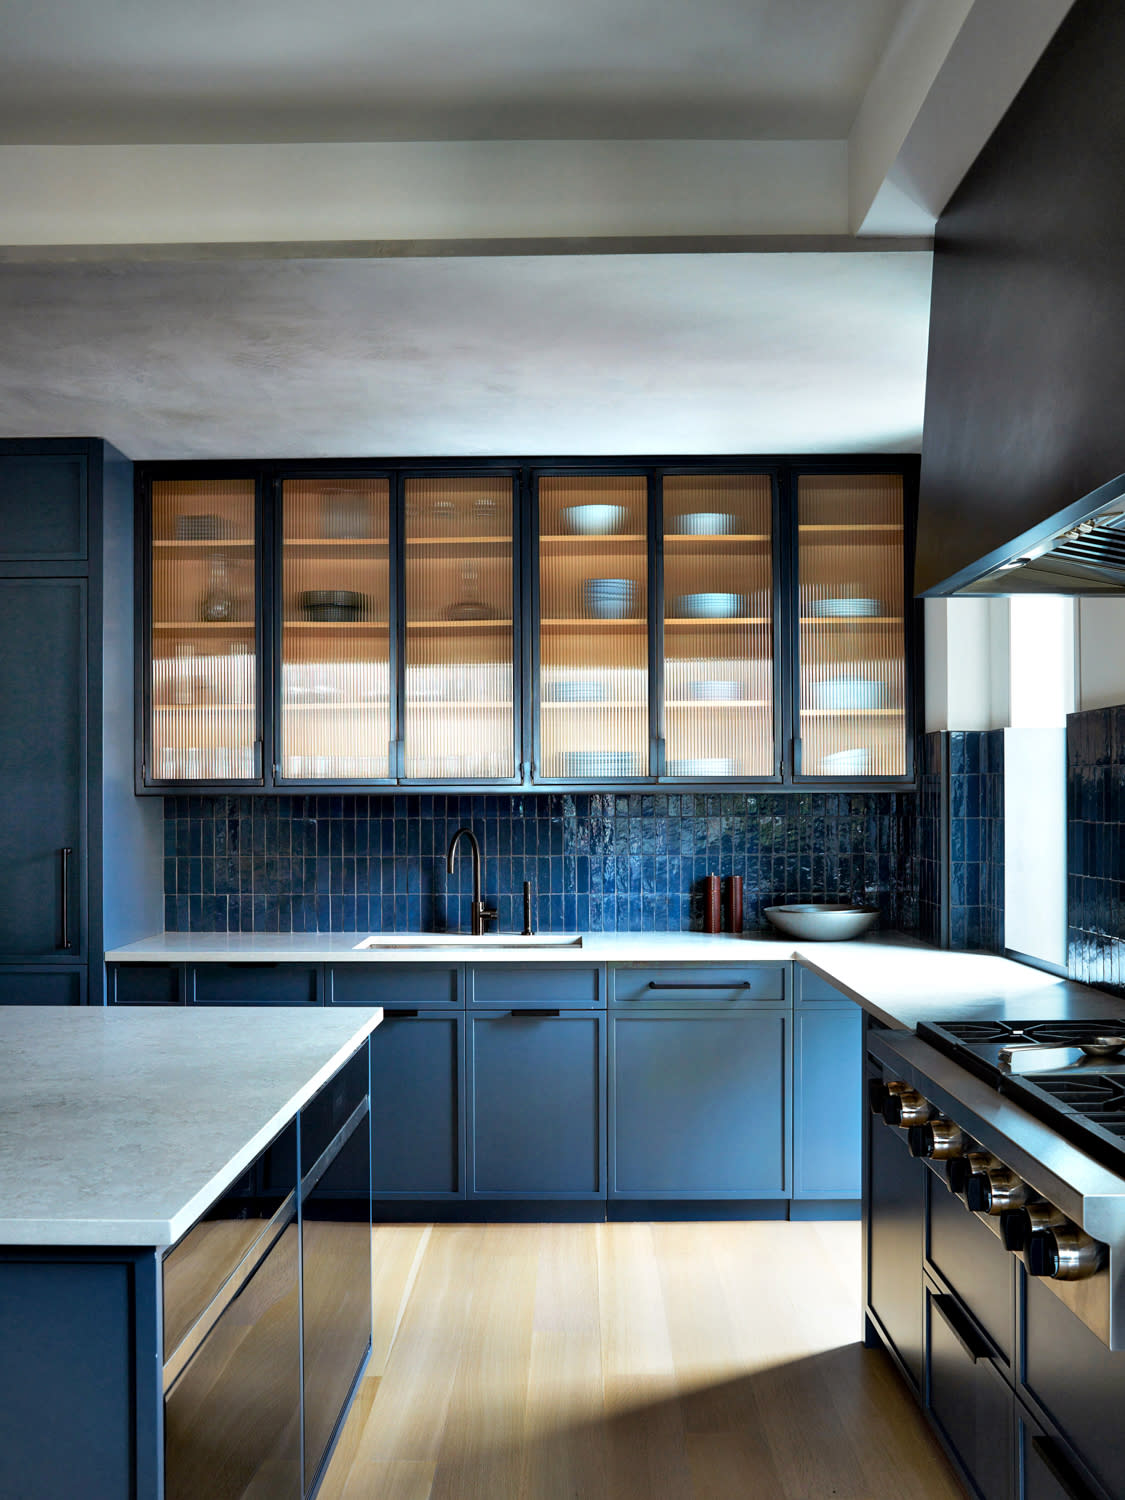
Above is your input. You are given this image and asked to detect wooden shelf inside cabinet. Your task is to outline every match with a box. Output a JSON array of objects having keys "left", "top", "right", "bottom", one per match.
[
  {"left": 798, "top": 615, "right": 903, "bottom": 626},
  {"left": 664, "top": 532, "right": 770, "bottom": 544},
  {"left": 284, "top": 537, "right": 389, "bottom": 548},
  {"left": 155, "top": 703, "right": 255, "bottom": 711},
  {"left": 798, "top": 524, "right": 904, "bottom": 533},
  {"left": 407, "top": 618, "right": 513, "bottom": 631},
  {"left": 801, "top": 708, "right": 904, "bottom": 717},
  {"left": 541, "top": 617, "right": 646, "bottom": 630},
  {"left": 665, "top": 616, "right": 771, "bottom": 627},
  {"left": 153, "top": 539, "right": 255, "bottom": 550},
  {"left": 665, "top": 699, "right": 769, "bottom": 709},
  {"left": 539, "top": 533, "right": 647, "bottom": 545},
  {"left": 153, "top": 620, "right": 255, "bottom": 631},
  {"left": 284, "top": 620, "right": 390, "bottom": 631},
  {"left": 406, "top": 535, "right": 513, "bottom": 547}
]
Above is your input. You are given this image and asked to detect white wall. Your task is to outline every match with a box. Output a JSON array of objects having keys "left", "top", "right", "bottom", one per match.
[
  {"left": 923, "top": 596, "right": 1009, "bottom": 730},
  {"left": 1076, "top": 598, "right": 1125, "bottom": 710}
]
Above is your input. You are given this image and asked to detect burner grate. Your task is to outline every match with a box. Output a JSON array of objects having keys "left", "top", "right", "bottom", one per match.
[{"left": 937, "top": 1019, "right": 1125, "bottom": 1047}]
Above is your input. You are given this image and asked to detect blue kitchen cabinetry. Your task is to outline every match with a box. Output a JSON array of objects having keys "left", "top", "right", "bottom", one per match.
[
  {"left": 792, "top": 967, "right": 863, "bottom": 1208},
  {"left": 466, "top": 1007, "right": 606, "bottom": 1200},
  {"left": 0, "top": 439, "right": 162, "bottom": 1004},
  {"left": 106, "top": 957, "right": 866, "bottom": 1219}
]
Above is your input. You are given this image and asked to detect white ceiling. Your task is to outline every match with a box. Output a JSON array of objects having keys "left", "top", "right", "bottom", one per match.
[
  {"left": 0, "top": 251, "right": 932, "bottom": 459},
  {"left": 0, "top": 0, "right": 906, "bottom": 143}
]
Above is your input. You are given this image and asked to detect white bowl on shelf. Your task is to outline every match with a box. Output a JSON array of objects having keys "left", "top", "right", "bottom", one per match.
[
  {"left": 674, "top": 592, "right": 746, "bottom": 619},
  {"left": 820, "top": 748, "right": 870, "bottom": 775},
  {"left": 561, "top": 504, "right": 628, "bottom": 536},
  {"left": 813, "top": 678, "right": 884, "bottom": 710}
]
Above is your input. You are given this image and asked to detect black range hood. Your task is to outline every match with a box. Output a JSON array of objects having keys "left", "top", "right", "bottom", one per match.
[{"left": 920, "top": 473, "right": 1125, "bottom": 596}]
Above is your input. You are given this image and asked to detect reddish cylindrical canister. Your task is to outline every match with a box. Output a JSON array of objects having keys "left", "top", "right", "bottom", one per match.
[
  {"left": 704, "top": 873, "right": 721, "bottom": 933},
  {"left": 727, "top": 875, "right": 743, "bottom": 933}
]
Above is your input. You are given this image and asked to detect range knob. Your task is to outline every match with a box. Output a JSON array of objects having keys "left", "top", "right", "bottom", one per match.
[
  {"left": 908, "top": 1118, "right": 966, "bottom": 1160},
  {"left": 882, "top": 1088, "right": 934, "bottom": 1128},
  {"left": 1027, "top": 1223, "right": 1105, "bottom": 1281},
  {"left": 966, "top": 1165, "right": 1032, "bottom": 1215},
  {"left": 948, "top": 1150, "right": 995, "bottom": 1196},
  {"left": 869, "top": 1078, "right": 907, "bottom": 1116},
  {"left": 999, "top": 1202, "right": 1067, "bottom": 1253}
]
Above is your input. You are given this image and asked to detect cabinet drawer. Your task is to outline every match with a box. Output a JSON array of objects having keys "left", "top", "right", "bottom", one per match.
[
  {"left": 1024, "top": 1273, "right": 1125, "bottom": 1500},
  {"left": 609, "top": 963, "right": 786, "bottom": 1006},
  {"left": 928, "top": 1174, "right": 1014, "bottom": 1365},
  {"left": 0, "top": 967, "right": 85, "bottom": 1005},
  {"left": 796, "top": 966, "right": 848, "bottom": 1003},
  {"left": 926, "top": 1285, "right": 1014, "bottom": 1500},
  {"left": 469, "top": 963, "right": 602, "bottom": 1009},
  {"left": 190, "top": 963, "right": 319, "bottom": 1005},
  {"left": 108, "top": 963, "right": 182, "bottom": 1005},
  {"left": 328, "top": 962, "right": 460, "bottom": 1008}
]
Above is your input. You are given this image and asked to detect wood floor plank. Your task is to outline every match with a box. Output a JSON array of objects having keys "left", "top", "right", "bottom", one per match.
[
  {"left": 371, "top": 1224, "right": 432, "bottom": 1377},
  {"left": 316, "top": 1222, "right": 968, "bottom": 1500}
]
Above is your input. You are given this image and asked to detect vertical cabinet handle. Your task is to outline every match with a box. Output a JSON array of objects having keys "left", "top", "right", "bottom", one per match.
[{"left": 59, "top": 847, "right": 73, "bottom": 950}]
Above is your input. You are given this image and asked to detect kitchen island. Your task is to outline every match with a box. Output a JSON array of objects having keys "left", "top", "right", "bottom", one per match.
[{"left": 0, "top": 1005, "right": 382, "bottom": 1500}]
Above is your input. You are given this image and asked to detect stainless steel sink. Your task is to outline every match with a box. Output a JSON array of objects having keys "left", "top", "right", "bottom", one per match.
[{"left": 353, "top": 933, "right": 583, "bottom": 950}]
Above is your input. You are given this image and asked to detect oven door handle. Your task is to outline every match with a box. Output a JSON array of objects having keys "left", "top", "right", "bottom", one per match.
[
  {"left": 1030, "top": 1437, "right": 1103, "bottom": 1500},
  {"left": 932, "top": 1294, "right": 993, "bottom": 1365}
]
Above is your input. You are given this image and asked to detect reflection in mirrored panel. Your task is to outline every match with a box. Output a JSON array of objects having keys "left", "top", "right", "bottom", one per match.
[
  {"left": 797, "top": 473, "right": 906, "bottom": 777},
  {"left": 538, "top": 475, "right": 649, "bottom": 779},
  {"left": 404, "top": 477, "right": 515, "bottom": 779},
  {"left": 151, "top": 479, "right": 258, "bottom": 781},
  {"left": 663, "top": 474, "right": 774, "bottom": 778},
  {"left": 280, "top": 479, "right": 391, "bottom": 780}
]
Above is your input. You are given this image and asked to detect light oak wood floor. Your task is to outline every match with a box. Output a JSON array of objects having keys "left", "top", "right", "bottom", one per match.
[{"left": 318, "top": 1222, "right": 967, "bottom": 1500}]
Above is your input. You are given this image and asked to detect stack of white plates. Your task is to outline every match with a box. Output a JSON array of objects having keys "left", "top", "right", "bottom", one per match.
[
  {"left": 561, "top": 504, "right": 628, "bottom": 535},
  {"left": 812, "top": 597, "right": 883, "bottom": 618},
  {"left": 673, "top": 592, "right": 746, "bottom": 619},
  {"left": 672, "top": 512, "right": 737, "bottom": 535},
  {"left": 813, "top": 678, "right": 884, "bottom": 710},
  {"left": 559, "top": 750, "right": 641, "bottom": 777},
  {"left": 548, "top": 679, "right": 606, "bottom": 702},
  {"left": 820, "top": 748, "right": 869, "bottom": 774},
  {"left": 583, "top": 578, "right": 638, "bottom": 619},
  {"left": 690, "top": 679, "right": 741, "bottom": 700}
]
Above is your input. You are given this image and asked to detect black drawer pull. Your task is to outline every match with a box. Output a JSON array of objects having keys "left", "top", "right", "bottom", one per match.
[
  {"left": 385, "top": 1009, "right": 420, "bottom": 1019},
  {"left": 646, "top": 980, "right": 752, "bottom": 991},
  {"left": 932, "top": 1293, "right": 993, "bottom": 1364},
  {"left": 511, "top": 1008, "right": 560, "bottom": 1017},
  {"left": 1030, "top": 1437, "right": 1100, "bottom": 1500}
]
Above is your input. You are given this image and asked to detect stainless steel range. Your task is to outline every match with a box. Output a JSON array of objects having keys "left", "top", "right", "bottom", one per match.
[{"left": 869, "top": 1019, "right": 1125, "bottom": 1349}]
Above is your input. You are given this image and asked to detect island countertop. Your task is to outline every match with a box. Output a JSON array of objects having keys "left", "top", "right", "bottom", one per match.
[
  {"left": 0, "top": 1005, "right": 381, "bottom": 1248},
  {"left": 103, "top": 929, "right": 1125, "bottom": 1032}
]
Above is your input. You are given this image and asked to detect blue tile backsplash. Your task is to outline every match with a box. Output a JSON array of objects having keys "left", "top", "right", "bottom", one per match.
[
  {"left": 163, "top": 792, "right": 920, "bottom": 935},
  {"left": 916, "top": 729, "right": 1004, "bottom": 953},
  {"left": 1068, "top": 705, "right": 1125, "bottom": 994}
]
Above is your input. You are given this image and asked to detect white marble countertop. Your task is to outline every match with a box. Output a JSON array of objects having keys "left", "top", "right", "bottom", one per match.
[
  {"left": 103, "top": 929, "right": 1124, "bottom": 1032},
  {"left": 0, "top": 1006, "right": 381, "bottom": 1249}
]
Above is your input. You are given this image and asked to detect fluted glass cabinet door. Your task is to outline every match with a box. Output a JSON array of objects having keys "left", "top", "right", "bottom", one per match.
[
  {"left": 150, "top": 479, "right": 258, "bottom": 781},
  {"left": 403, "top": 476, "right": 516, "bottom": 780},
  {"left": 537, "top": 475, "right": 649, "bottom": 780},
  {"left": 279, "top": 478, "right": 392, "bottom": 780},
  {"left": 662, "top": 474, "right": 774, "bottom": 779},
  {"left": 796, "top": 473, "right": 906, "bottom": 778}
]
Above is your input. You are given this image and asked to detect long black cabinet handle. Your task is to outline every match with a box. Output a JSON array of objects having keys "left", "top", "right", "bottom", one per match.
[
  {"left": 932, "top": 1293, "right": 993, "bottom": 1365},
  {"left": 511, "top": 1008, "right": 560, "bottom": 1017},
  {"left": 386, "top": 1009, "right": 420, "bottom": 1019},
  {"left": 1030, "top": 1438, "right": 1101, "bottom": 1500},
  {"left": 59, "top": 847, "right": 72, "bottom": 950},
  {"left": 646, "top": 981, "right": 752, "bottom": 991}
]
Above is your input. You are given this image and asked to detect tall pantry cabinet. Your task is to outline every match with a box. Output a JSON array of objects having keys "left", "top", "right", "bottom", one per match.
[{"left": 0, "top": 439, "right": 162, "bottom": 1003}]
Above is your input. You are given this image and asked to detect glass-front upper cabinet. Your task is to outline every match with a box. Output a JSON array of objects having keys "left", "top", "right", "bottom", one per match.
[
  {"left": 402, "top": 476, "right": 517, "bottom": 780},
  {"left": 662, "top": 474, "right": 776, "bottom": 779},
  {"left": 277, "top": 477, "right": 392, "bottom": 781},
  {"left": 148, "top": 479, "right": 260, "bottom": 782},
  {"left": 536, "top": 474, "right": 649, "bottom": 780},
  {"left": 795, "top": 473, "right": 907, "bottom": 779}
]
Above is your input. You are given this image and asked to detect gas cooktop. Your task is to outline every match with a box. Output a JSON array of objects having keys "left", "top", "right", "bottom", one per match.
[{"left": 918, "top": 1018, "right": 1125, "bottom": 1179}]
